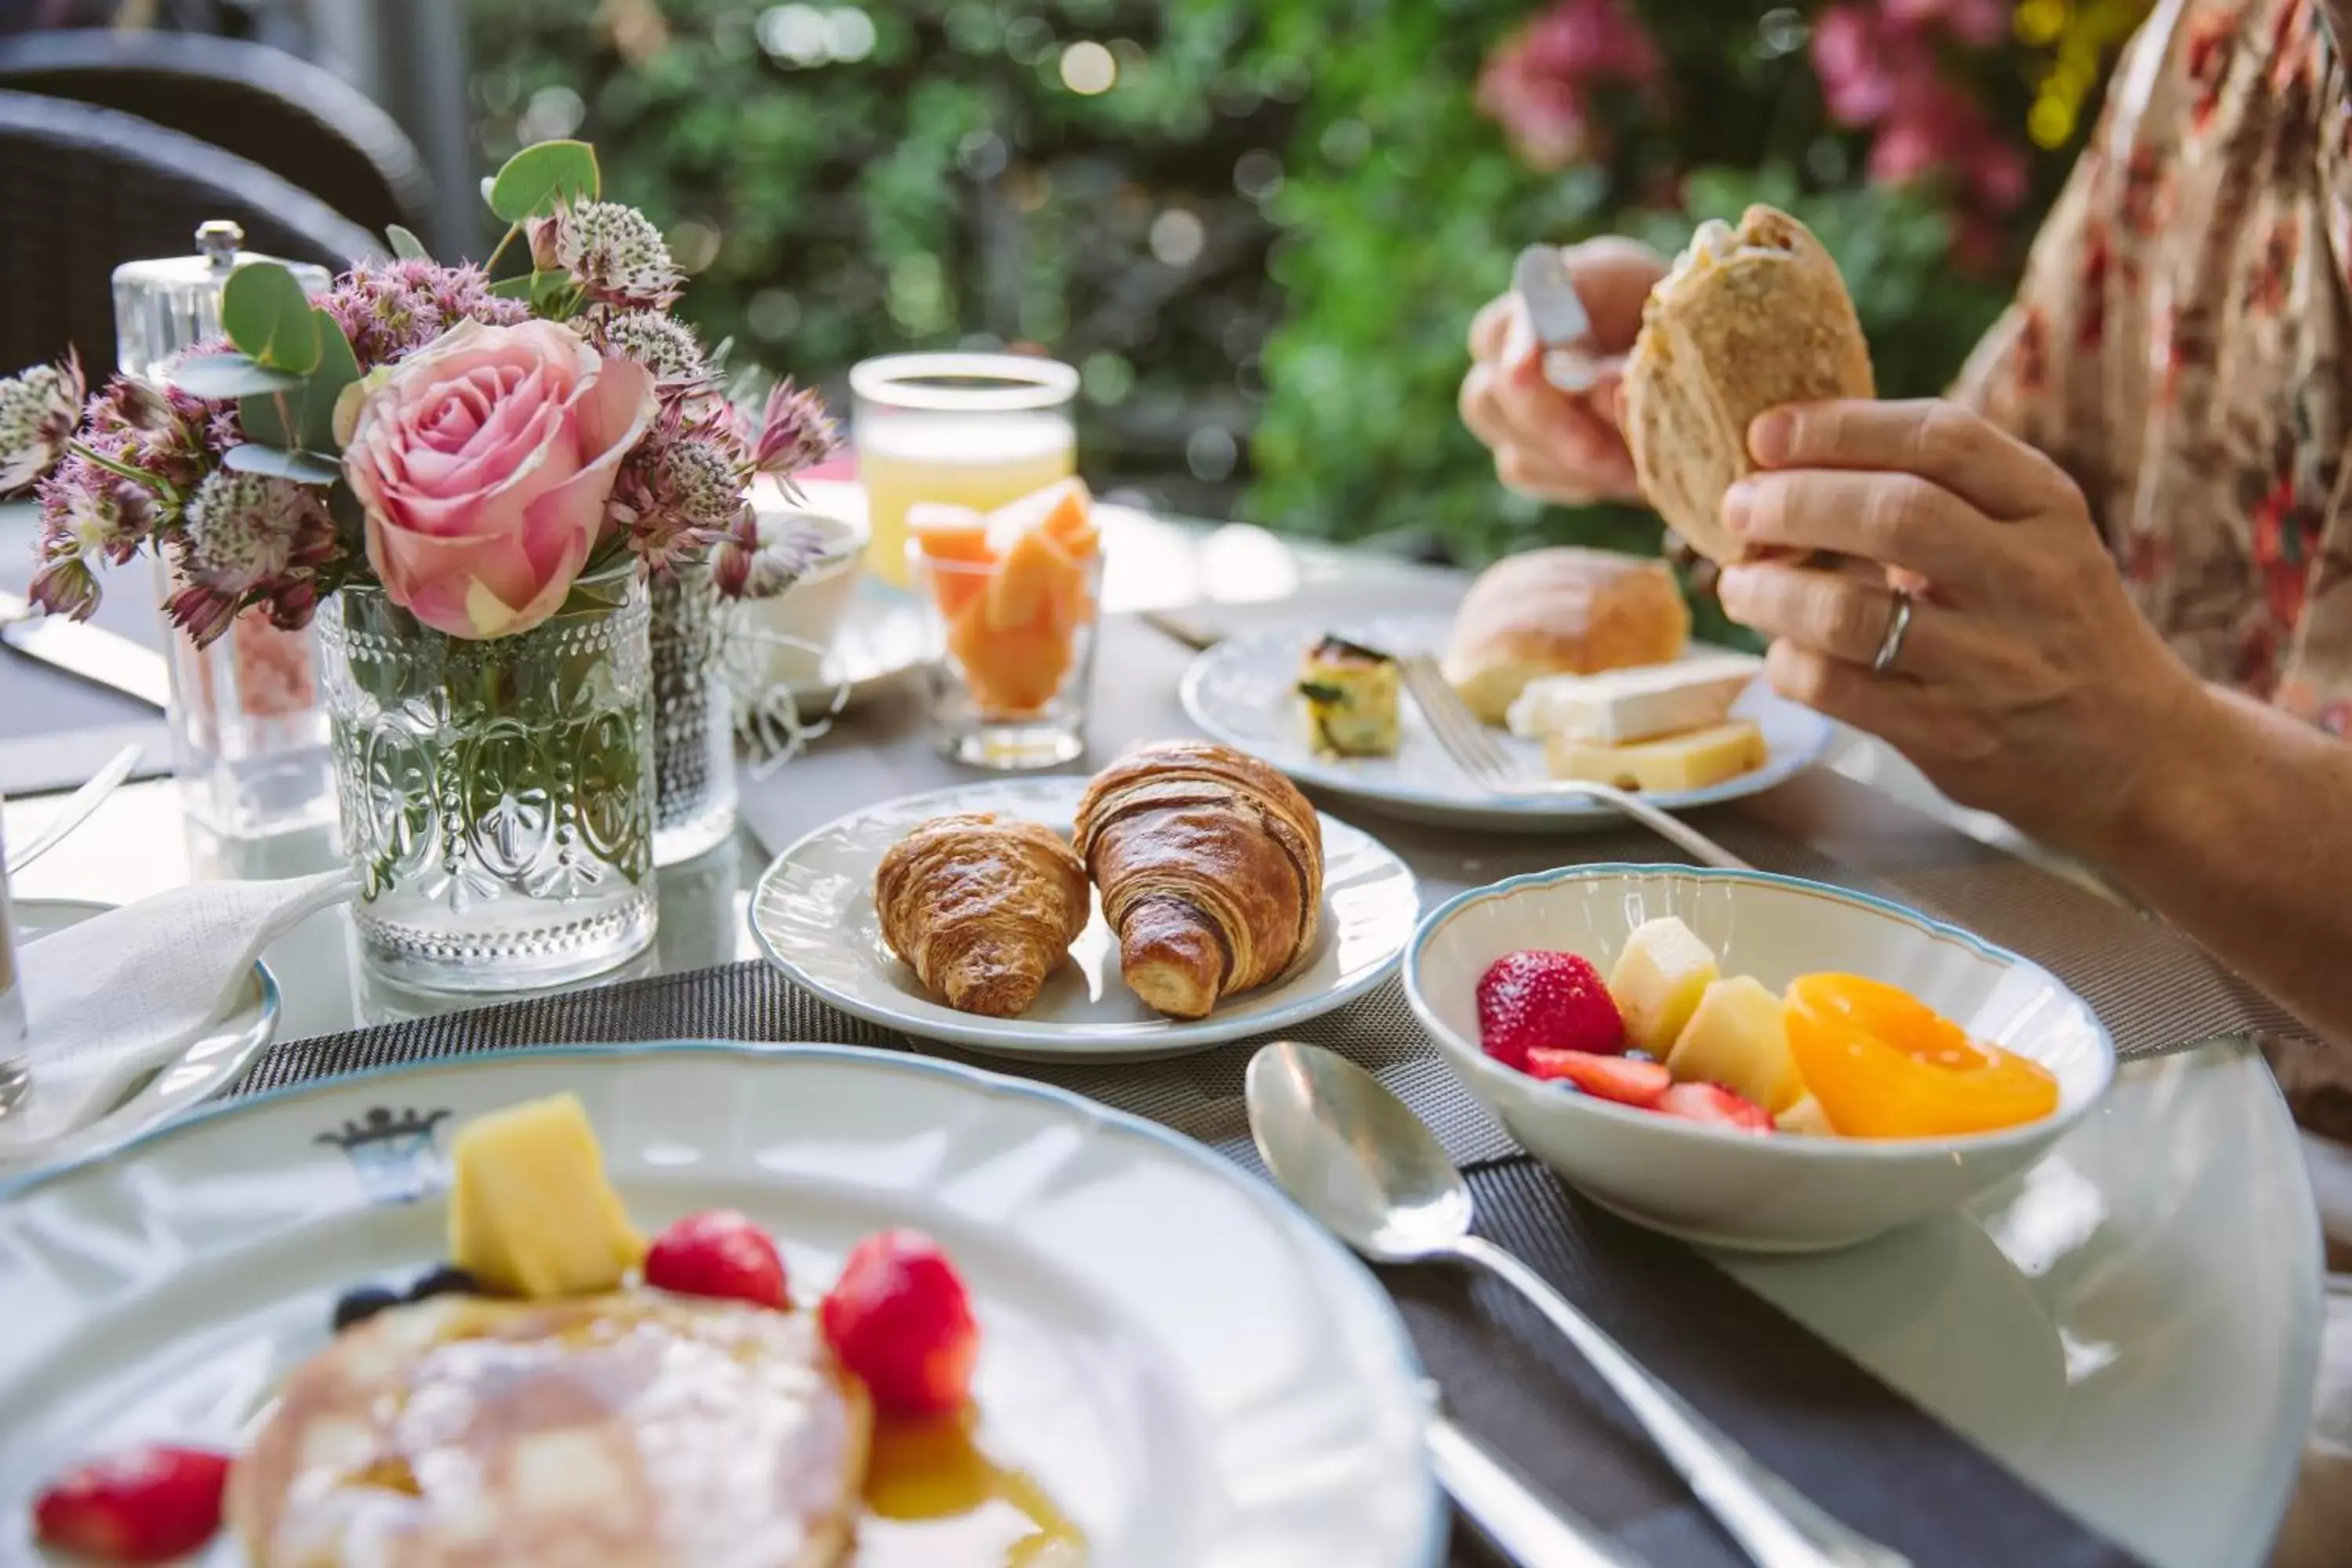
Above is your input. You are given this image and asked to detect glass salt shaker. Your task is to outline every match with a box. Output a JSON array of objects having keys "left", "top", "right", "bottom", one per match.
[{"left": 114, "top": 223, "right": 341, "bottom": 844}]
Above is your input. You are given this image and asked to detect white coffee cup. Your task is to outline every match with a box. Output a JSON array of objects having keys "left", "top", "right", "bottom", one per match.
[{"left": 734, "top": 486, "right": 870, "bottom": 688}]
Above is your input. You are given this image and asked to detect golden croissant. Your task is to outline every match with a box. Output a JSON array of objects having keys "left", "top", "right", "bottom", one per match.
[
  {"left": 1074, "top": 739, "right": 1323, "bottom": 1019},
  {"left": 876, "top": 812, "right": 1090, "bottom": 1018}
]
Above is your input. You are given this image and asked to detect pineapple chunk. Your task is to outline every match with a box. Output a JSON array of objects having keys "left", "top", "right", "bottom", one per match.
[
  {"left": 1609, "top": 916, "right": 1719, "bottom": 1054},
  {"left": 448, "top": 1094, "right": 647, "bottom": 1300},
  {"left": 1667, "top": 976, "right": 1806, "bottom": 1113},
  {"left": 1775, "top": 1094, "right": 1835, "bottom": 1136}
]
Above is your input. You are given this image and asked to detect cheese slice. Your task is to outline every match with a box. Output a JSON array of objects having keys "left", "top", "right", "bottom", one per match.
[
  {"left": 1506, "top": 655, "right": 1759, "bottom": 745},
  {"left": 1544, "top": 719, "right": 1766, "bottom": 792}
]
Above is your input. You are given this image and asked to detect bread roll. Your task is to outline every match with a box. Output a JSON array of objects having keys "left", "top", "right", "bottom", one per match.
[
  {"left": 1623, "top": 205, "right": 1874, "bottom": 564},
  {"left": 1443, "top": 547, "right": 1690, "bottom": 724}
]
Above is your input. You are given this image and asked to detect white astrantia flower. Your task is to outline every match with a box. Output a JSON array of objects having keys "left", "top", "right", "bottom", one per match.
[
  {"left": 182, "top": 470, "right": 306, "bottom": 590},
  {"left": 0, "top": 358, "right": 84, "bottom": 493},
  {"left": 542, "top": 200, "right": 682, "bottom": 307},
  {"left": 601, "top": 310, "right": 706, "bottom": 382},
  {"left": 660, "top": 435, "right": 745, "bottom": 529}
]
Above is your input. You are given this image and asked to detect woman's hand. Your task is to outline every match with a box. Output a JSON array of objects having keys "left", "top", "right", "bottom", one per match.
[
  {"left": 1712, "top": 397, "right": 2208, "bottom": 859},
  {"left": 1458, "top": 238, "right": 1664, "bottom": 505}
]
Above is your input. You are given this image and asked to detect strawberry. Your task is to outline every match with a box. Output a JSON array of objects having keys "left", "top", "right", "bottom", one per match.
[
  {"left": 1526, "top": 1049, "right": 1671, "bottom": 1108},
  {"left": 820, "top": 1230, "right": 979, "bottom": 1417},
  {"left": 1475, "top": 950, "right": 1624, "bottom": 1069},
  {"left": 644, "top": 1210, "right": 790, "bottom": 1310},
  {"left": 33, "top": 1443, "right": 231, "bottom": 1563},
  {"left": 1655, "top": 1082, "right": 1774, "bottom": 1134}
]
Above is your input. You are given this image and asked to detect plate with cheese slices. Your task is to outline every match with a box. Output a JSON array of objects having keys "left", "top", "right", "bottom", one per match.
[{"left": 1179, "top": 553, "right": 1833, "bottom": 830}]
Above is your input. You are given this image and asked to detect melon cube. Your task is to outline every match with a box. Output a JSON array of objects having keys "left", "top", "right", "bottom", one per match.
[
  {"left": 1774, "top": 1094, "right": 1836, "bottom": 1136},
  {"left": 948, "top": 598, "right": 1073, "bottom": 713},
  {"left": 986, "top": 475, "right": 1093, "bottom": 552},
  {"left": 447, "top": 1094, "right": 646, "bottom": 1300},
  {"left": 1666, "top": 975, "right": 1806, "bottom": 1112},
  {"left": 1608, "top": 916, "right": 1719, "bottom": 1054}
]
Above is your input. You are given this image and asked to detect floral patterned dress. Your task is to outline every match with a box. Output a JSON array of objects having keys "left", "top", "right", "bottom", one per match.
[{"left": 1951, "top": 0, "right": 2352, "bottom": 1134}]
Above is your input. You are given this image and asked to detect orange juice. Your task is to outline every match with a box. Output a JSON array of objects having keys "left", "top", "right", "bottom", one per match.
[{"left": 858, "top": 411, "right": 1076, "bottom": 585}]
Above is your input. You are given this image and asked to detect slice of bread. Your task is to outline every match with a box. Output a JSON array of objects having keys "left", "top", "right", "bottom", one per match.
[{"left": 1623, "top": 205, "right": 1874, "bottom": 564}]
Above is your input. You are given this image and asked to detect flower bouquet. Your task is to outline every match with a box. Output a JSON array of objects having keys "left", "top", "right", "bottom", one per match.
[{"left": 0, "top": 140, "right": 839, "bottom": 989}]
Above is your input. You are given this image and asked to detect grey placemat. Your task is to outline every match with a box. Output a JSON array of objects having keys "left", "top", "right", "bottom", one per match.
[{"left": 233, "top": 962, "right": 2145, "bottom": 1568}]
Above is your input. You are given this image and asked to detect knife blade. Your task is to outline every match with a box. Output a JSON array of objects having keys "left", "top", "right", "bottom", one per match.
[
  {"left": 0, "top": 590, "right": 172, "bottom": 710},
  {"left": 1513, "top": 244, "right": 1604, "bottom": 394}
]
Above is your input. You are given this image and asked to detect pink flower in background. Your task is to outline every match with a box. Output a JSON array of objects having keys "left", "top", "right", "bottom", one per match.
[
  {"left": 1477, "top": 0, "right": 1662, "bottom": 170},
  {"left": 1812, "top": 4, "right": 1905, "bottom": 127},
  {"left": 336, "top": 318, "right": 655, "bottom": 640},
  {"left": 1883, "top": 0, "right": 2009, "bottom": 45}
]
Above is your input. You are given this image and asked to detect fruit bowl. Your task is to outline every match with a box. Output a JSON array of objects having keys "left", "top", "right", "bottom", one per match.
[{"left": 1403, "top": 865, "right": 2116, "bottom": 1252}]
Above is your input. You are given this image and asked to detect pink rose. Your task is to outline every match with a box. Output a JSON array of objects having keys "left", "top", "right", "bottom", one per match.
[{"left": 336, "top": 318, "right": 655, "bottom": 639}]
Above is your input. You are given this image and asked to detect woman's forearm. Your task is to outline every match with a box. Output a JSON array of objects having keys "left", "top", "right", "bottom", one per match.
[{"left": 2087, "top": 684, "right": 2352, "bottom": 1049}]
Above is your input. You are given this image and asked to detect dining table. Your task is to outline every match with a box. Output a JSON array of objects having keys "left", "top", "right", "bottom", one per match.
[{"left": 0, "top": 488, "right": 2326, "bottom": 1568}]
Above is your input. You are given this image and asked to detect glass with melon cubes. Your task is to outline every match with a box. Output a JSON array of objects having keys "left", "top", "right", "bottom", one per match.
[{"left": 908, "top": 481, "right": 1104, "bottom": 769}]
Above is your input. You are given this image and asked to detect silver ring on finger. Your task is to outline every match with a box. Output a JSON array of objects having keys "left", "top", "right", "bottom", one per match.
[{"left": 1871, "top": 587, "right": 1915, "bottom": 675}]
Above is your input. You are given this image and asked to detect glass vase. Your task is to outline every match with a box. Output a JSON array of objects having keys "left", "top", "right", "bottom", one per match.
[
  {"left": 649, "top": 558, "right": 739, "bottom": 866},
  {"left": 315, "top": 564, "right": 658, "bottom": 992}
]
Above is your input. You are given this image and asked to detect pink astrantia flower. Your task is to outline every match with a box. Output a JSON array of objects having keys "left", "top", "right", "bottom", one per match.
[
  {"left": 320, "top": 258, "right": 528, "bottom": 370},
  {"left": 336, "top": 318, "right": 656, "bottom": 639}
]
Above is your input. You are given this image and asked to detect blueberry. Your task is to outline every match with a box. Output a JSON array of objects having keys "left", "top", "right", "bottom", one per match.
[
  {"left": 331, "top": 1284, "right": 401, "bottom": 1333},
  {"left": 407, "top": 1264, "right": 479, "bottom": 1301}
]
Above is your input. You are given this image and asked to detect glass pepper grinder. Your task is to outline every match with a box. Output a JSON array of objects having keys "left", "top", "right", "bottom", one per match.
[{"left": 113, "top": 223, "right": 341, "bottom": 844}]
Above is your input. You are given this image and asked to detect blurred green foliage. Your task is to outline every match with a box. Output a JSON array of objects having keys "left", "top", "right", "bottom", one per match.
[{"left": 467, "top": 1, "right": 2100, "bottom": 564}]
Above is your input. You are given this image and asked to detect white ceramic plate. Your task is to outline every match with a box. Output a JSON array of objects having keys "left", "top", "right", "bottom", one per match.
[
  {"left": 0, "top": 1044, "right": 1441, "bottom": 1566},
  {"left": 0, "top": 898, "right": 278, "bottom": 1176},
  {"left": 750, "top": 778, "right": 1419, "bottom": 1060},
  {"left": 1180, "top": 612, "right": 1835, "bottom": 831}
]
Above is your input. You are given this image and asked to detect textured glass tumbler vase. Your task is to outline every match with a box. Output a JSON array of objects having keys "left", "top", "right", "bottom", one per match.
[
  {"left": 317, "top": 566, "right": 658, "bottom": 992},
  {"left": 649, "top": 560, "right": 738, "bottom": 866}
]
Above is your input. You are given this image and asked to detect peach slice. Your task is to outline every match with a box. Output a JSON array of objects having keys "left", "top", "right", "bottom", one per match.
[
  {"left": 948, "top": 601, "right": 1074, "bottom": 713},
  {"left": 985, "top": 525, "right": 1084, "bottom": 633}
]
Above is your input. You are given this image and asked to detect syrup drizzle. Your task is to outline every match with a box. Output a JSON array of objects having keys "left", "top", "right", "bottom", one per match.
[{"left": 854, "top": 1406, "right": 1086, "bottom": 1566}]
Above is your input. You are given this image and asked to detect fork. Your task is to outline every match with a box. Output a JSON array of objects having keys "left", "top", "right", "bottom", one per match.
[{"left": 1399, "top": 656, "right": 1751, "bottom": 872}]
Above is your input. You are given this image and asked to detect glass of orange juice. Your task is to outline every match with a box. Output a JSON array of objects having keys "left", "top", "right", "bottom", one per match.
[{"left": 850, "top": 354, "right": 1080, "bottom": 586}]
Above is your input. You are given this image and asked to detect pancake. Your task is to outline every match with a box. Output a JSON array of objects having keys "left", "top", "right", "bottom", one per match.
[{"left": 227, "top": 1291, "right": 873, "bottom": 1567}]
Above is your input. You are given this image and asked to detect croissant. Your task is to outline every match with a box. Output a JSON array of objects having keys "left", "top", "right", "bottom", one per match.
[
  {"left": 1073, "top": 740, "right": 1324, "bottom": 1020},
  {"left": 876, "top": 813, "right": 1090, "bottom": 1018}
]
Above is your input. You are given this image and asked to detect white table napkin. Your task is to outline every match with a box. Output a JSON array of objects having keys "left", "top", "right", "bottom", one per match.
[{"left": 1, "top": 869, "right": 357, "bottom": 1163}]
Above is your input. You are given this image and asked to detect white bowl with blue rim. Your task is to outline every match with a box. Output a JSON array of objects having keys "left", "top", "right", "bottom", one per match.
[{"left": 1403, "top": 865, "right": 2116, "bottom": 1252}]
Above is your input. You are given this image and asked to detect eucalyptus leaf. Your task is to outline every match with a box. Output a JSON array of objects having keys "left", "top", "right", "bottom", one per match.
[
  {"left": 385, "top": 224, "right": 432, "bottom": 262},
  {"left": 488, "top": 275, "right": 537, "bottom": 301},
  {"left": 167, "top": 353, "right": 307, "bottom": 401},
  {"left": 529, "top": 268, "right": 575, "bottom": 315},
  {"left": 238, "top": 387, "right": 294, "bottom": 449},
  {"left": 222, "top": 443, "right": 341, "bottom": 486},
  {"left": 220, "top": 263, "right": 321, "bottom": 374},
  {"left": 487, "top": 140, "right": 599, "bottom": 223},
  {"left": 300, "top": 312, "right": 363, "bottom": 453}
]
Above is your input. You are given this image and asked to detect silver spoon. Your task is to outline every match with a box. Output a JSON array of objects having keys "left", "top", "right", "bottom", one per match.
[
  {"left": 1244, "top": 1042, "right": 1910, "bottom": 1568},
  {"left": 4, "top": 743, "right": 143, "bottom": 876}
]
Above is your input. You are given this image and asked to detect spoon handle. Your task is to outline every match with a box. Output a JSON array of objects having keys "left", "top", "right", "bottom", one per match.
[
  {"left": 1454, "top": 1236, "right": 1910, "bottom": 1568},
  {"left": 1430, "top": 1414, "right": 1652, "bottom": 1568}
]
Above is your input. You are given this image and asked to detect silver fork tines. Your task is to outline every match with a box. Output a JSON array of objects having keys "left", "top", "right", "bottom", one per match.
[{"left": 1399, "top": 655, "right": 1751, "bottom": 872}]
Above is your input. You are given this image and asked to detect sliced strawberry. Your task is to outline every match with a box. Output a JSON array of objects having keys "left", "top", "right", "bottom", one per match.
[
  {"left": 820, "top": 1230, "right": 979, "bottom": 1417},
  {"left": 33, "top": 1444, "right": 230, "bottom": 1564},
  {"left": 644, "top": 1210, "right": 791, "bottom": 1310},
  {"left": 1475, "top": 950, "right": 1624, "bottom": 1069},
  {"left": 1655, "top": 1082, "right": 1774, "bottom": 1134},
  {"left": 1526, "top": 1049, "right": 1671, "bottom": 1108}
]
